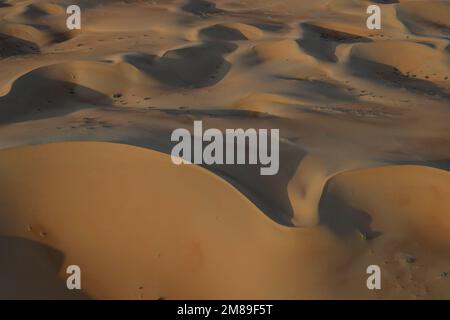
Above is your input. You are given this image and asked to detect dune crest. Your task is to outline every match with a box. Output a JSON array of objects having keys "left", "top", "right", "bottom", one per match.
[{"left": 1, "top": 0, "right": 450, "bottom": 300}]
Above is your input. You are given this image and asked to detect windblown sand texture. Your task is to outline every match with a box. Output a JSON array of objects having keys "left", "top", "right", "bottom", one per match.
[{"left": 0, "top": 0, "right": 450, "bottom": 299}]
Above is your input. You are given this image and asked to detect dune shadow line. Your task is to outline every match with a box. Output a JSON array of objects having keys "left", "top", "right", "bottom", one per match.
[{"left": 0, "top": 236, "right": 90, "bottom": 299}]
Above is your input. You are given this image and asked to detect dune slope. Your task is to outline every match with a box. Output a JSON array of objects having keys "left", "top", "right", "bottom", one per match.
[{"left": 0, "top": 142, "right": 450, "bottom": 299}]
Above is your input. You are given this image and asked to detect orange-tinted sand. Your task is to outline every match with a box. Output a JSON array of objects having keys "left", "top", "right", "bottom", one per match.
[{"left": 0, "top": 0, "right": 450, "bottom": 299}]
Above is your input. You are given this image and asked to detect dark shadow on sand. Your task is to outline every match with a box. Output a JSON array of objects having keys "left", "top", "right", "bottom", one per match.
[
  {"left": 0, "top": 76, "right": 112, "bottom": 125},
  {"left": 0, "top": 236, "right": 89, "bottom": 299},
  {"left": 0, "top": 34, "right": 40, "bottom": 58},
  {"left": 181, "top": 0, "right": 224, "bottom": 17},
  {"left": 298, "top": 23, "right": 372, "bottom": 63},
  {"left": 123, "top": 42, "right": 237, "bottom": 88},
  {"left": 318, "top": 184, "right": 382, "bottom": 240},
  {"left": 348, "top": 56, "right": 450, "bottom": 100}
]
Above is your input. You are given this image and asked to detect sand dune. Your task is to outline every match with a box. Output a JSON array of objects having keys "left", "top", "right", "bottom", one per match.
[
  {"left": 299, "top": 22, "right": 372, "bottom": 62},
  {"left": 199, "top": 23, "right": 263, "bottom": 41},
  {"left": 0, "top": 142, "right": 342, "bottom": 299},
  {"left": 252, "top": 39, "right": 312, "bottom": 62},
  {"left": 0, "top": 21, "right": 77, "bottom": 49},
  {"left": 21, "top": 3, "right": 65, "bottom": 19},
  {"left": 1, "top": 142, "right": 450, "bottom": 299},
  {"left": 0, "top": 23, "right": 48, "bottom": 45},
  {"left": 0, "top": 0, "right": 450, "bottom": 299},
  {"left": 397, "top": 1, "right": 450, "bottom": 37},
  {"left": 323, "top": 165, "right": 450, "bottom": 247},
  {"left": 349, "top": 41, "right": 450, "bottom": 81}
]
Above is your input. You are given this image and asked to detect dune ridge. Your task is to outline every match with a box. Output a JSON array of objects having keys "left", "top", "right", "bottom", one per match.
[{"left": 0, "top": 0, "right": 450, "bottom": 299}]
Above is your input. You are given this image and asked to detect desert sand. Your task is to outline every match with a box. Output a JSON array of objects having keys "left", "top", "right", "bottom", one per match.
[{"left": 0, "top": 0, "right": 449, "bottom": 299}]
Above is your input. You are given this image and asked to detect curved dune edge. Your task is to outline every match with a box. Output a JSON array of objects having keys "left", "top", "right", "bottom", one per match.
[
  {"left": 349, "top": 41, "right": 450, "bottom": 79},
  {"left": 24, "top": 3, "right": 65, "bottom": 16},
  {"left": 0, "top": 142, "right": 450, "bottom": 299},
  {"left": 199, "top": 23, "right": 264, "bottom": 41},
  {"left": 0, "top": 23, "right": 78, "bottom": 47},
  {"left": 252, "top": 39, "right": 310, "bottom": 62},
  {"left": 0, "top": 60, "right": 155, "bottom": 99},
  {"left": 397, "top": 1, "right": 450, "bottom": 33},
  {"left": 0, "top": 40, "right": 235, "bottom": 101},
  {"left": 0, "top": 142, "right": 341, "bottom": 299},
  {"left": 232, "top": 92, "right": 309, "bottom": 116},
  {"left": 323, "top": 165, "right": 450, "bottom": 247},
  {"left": 0, "top": 23, "right": 47, "bottom": 43}
]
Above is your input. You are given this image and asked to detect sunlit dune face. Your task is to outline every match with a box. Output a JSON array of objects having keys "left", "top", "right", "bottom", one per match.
[{"left": 0, "top": 0, "right": 449, "bottom": 300}]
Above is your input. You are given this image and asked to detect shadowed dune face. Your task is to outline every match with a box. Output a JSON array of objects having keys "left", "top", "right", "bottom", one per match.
[
  {"left": 0, "top": 34, "right": 40, "bottom": 57},
  {"left": 209, "top": 142, "right": 307, "bottom": 226},
  {"left": 321, "top": 166, "right": 450, "bottom": 247},
  {"left": 124, "top": 42, "right": 237, "bottom": 88},
  {"left": 0, "top": 23, "right": 78, "bottom": 50},
  {"left": 0, "top": 0, "right": 11, "bottom": 8},
  {"left": 396, "top": 1, "right": 450, "bottom": 37},
  {"left": 0, "top": 63, "right": 115, "bottom": 123},
  {"left": 349, "top": 41, "right": 450, "bottom": 78},
  {"left": 0, "top": 0, "right": 450, "bottom": 299},
  {"left": 348, "top": 57, "right": 450, "bottom": 100},
  {"left": 348, "top": 41, "right": 450, "bottom": 99},
  {"left": 0, "top": 23, "right": 44, "bottom": 38},
  {"left": 198, "top": 22, "right": 263, "bottom": 41},
  {"left": 182, "top": 0, "right": 224, "bottom": 17},
  {"left": 298, "top": 22, "right": 373, "bottom": 62},
  {"left": 23, "top": 3, "right": 65, "bottom": 17},
  {"left": 0, "top": 236, "right": 89, "bottom": 300},
  {"left": 200, "top": 24, "right": 253, "bottom": 41}
]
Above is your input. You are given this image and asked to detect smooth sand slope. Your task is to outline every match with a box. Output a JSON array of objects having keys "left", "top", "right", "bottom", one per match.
[
  {"left": 0, "top": 0, "right": 450, "bottom": 299},
  {"left": 0, "top": 142, "right": 450, "bottom": 299}
]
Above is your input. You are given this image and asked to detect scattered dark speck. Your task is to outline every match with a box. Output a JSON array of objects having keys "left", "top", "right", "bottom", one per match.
[{"left": 405, "top": 255, "right": 416, "bottom": 264}]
